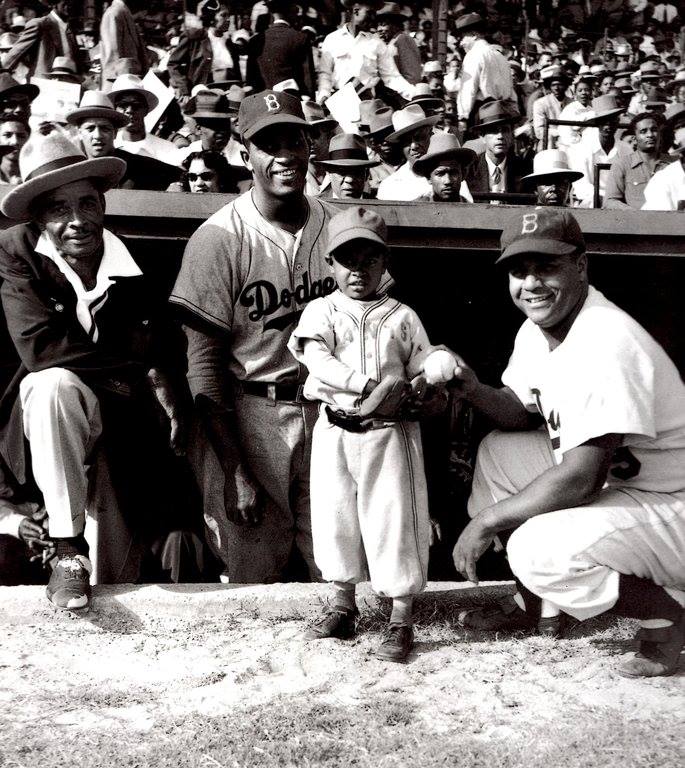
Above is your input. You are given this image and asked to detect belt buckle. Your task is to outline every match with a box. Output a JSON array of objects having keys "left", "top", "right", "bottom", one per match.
[{"left": 267, "top": 383, "right": 277, "bottom": 405}]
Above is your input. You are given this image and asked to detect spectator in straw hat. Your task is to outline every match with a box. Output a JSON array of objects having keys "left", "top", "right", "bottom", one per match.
[
  {"left": 358, "top": 102, "right": 403, "bottom": 195},
  {"left": 464, "top": 100, "right": 532, "bottom": 200},
  {"left": 603, "top": 111, "right": 671, "bottom": 209},
  {"left": 99, "top": 0, "right": 149, "bottom": 91},
  {"left": 0, "top": 131, "right": 187, "bottom": 607},
  {"left": 110, "top": 73, "right": 186, "bottom": 166},
  {"left": 642, "top": 105, "right": 685, "bottom": 209},
  {"left": 533, "top": 65, "right": 572, "bottom": 148},
  {"left": 628, "top": 61, "right": 662, "bottom": 115},
  {"left": 317, "top": 1, "right": 416, "bottom": 104},
  {"left": 314, "top": 133, "right": 379, "bottom": 199},
  {"left": 376, "top": 103, "right": 439, "bottom": 200},
  {"left": 413, "top": 132, "right": 476, "bottom": 202},
  {"left": 376, "top": 2, "right": 422, "bottom": 85},
  {"left": 302, "top": 100, "right": 339, "bottom": 196},
  {"left": 567, "top": 93, "right": 629, "bottom": 207},
  {"left": 43, "top": 55, "right": 82, "bottom": 84},
  {"left": 519, "top": 148, "right": 583, "bottom": 206},
  {"left": 67, "top": 90, "right": 181, "bottom": 191}
]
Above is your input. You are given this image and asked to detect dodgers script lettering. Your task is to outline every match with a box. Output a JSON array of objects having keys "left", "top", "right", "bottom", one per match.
[{"left": 240, "top": 271, "right": 336, "bottom": 323}]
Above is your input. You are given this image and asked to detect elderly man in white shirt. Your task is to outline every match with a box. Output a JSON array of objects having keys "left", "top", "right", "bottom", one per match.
[
  {"left": 642, "top": 125, "right": 685, "bottom": 210},
  {"left": 453, "top": 13, "right": 514, "bottom": 130},
  {"left": 317, "top": 1, "right": 415, "bottom": 102}
]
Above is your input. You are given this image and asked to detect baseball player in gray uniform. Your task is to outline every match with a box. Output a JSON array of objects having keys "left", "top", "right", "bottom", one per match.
[
  {"left": 288, "top": 206, "right": 454, "bottom": 662},
  {"left": 447, "top": 209, "right": 685, "bottom": 678},
  {"left": 170, "top": 91, "right": 392, "bottom": 582}
]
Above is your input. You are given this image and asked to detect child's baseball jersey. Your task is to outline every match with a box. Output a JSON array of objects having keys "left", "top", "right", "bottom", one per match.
[{"left": 502, "top": 286, "right": 685, "bottom": 493}]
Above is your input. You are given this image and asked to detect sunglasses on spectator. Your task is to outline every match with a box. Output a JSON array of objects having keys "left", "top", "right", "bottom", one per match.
[{"left": 187, "top": 171, "right": 217, "bottom": 181}]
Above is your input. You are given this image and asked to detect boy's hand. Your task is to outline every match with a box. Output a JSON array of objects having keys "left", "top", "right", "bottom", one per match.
[
  {"left": 359, "top": 375, "right": 410, "bottom": 418},
  {"left": 399, "top": 375, "right": 448, "bottom": 419}
]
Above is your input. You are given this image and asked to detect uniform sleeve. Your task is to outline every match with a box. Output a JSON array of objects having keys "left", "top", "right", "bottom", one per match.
[
  {"left": 288, "top": 300, "right": 370, "bottom": 394},
  {"left": 169, "top": 221, "right": 241, "bottom": 333},
  {"left": 404, "top": 310, "right": 435, "bottom": 379},
  {"left": 500, "top": 324, "right": 542, "bottom": 412}
]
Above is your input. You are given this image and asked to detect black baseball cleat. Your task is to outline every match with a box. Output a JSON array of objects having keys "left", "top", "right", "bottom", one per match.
[
  {"left": 375, "top": 623, "right": 414, "bottom": 662},
  {"left": 46, "top": 555, "right": 92, "bottom": 610},
  {"left": 618, "top": 610, "right": 685, "bottom": 678},
  {"left": 304, "top": 603, "right": 358, "bottom": 640}
]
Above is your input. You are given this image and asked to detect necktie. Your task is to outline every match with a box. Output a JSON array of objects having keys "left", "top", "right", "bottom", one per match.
[{"left": 493, "top": 165, "right": 502, "bottom": 186}]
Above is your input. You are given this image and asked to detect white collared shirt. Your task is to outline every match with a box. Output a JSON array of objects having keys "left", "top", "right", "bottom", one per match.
[
  {"left": 36, "top": 228, "right": 142, "bottom": 341},
  {"left": 485, "top": 154, "right": 507, "bottom": 203},
  {"left": 641, "top": 159, "right": 685, "bottom": 211},
  {"left": 115, "top": 133, "right": 187, "bottom": 167},
  {"left": 208, "top": 29, "right": 234, "bottom": 72},
  {"left": 318, "top": 24, "right": 415, "bottom": 100}
]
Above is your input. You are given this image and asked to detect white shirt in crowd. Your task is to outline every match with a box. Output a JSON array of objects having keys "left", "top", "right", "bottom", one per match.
[
  {"left": 568, "top": 127, "right": 626, "bottom": 207},
  {"left": 457, "top": 37, "right": 515, "bottom": 120},
  {"left": 317, "top": 24, "right": 415, "bottom": 101},
  {"left": 116, "top": 132, "right": 187, "bottom": 167},
  {"left": 641, "top": 159, "right": 685, "bottom": 211},
  {"left": 556, "top": 102, "right": 595, "bottom": 151}
]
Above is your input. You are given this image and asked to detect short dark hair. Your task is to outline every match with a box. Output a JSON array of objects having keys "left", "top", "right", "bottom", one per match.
[{"left": 181, "top": 150, "right": 237, "bottom": 193}]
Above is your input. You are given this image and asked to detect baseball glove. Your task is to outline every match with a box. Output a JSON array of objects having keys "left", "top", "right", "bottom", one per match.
[{"left": 359, "top": 375, "right": 411, "bottom": 419}]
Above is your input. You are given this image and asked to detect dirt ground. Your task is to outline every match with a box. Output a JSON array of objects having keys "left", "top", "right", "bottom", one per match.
[{"left": 1, "top": 582, "right": 684, "bottom": 768}]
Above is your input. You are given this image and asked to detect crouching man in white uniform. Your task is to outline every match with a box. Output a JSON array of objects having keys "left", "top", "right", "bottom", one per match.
[{"left": 448, "top": 208, "right": 685, "bottom": 678}]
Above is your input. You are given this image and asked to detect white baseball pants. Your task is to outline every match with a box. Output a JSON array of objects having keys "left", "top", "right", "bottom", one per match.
[
  {"left": 310, "top": 414, "right": 430, "bottom": 598},
  {"left": 469, "top": 429, "right": 685, "bottom": 620}
]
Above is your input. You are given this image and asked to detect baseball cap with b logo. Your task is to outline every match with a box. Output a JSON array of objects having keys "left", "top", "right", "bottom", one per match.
[
  {"left": 237, "top": 89, "right": 310, "bottom": 141},
  {"left": 497, "top": 208, "right": 586, "bottom": 265}
]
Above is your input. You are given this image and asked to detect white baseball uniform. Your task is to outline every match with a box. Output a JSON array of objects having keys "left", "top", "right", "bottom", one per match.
[
  {"left": 170, "top": 191, "right": 339, "bottom": 581},
  {"left": 288, "top": 290, "right": 434, "bottom": 597},
  {"left": 469, "top": 286, "right": 685, "bottom": 620}
]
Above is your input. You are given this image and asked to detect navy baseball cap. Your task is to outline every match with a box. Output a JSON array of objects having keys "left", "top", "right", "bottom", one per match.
[
  {"left": 497, "top": 208, "right": 586, "bottom": 265},
  {"left": 238, "top": 90, "right": 310, "bottom": 141}
]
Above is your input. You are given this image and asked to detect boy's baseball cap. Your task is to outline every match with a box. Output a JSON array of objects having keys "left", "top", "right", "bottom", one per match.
[
  {"left": 497, "top": 208, "right": 585, "bottom": 265},
  {"left": 238, "top": 90, "right": 309, "bottom": 141},
  {"left": 327, "top": 206, "right": 388, "bottom": 256}
]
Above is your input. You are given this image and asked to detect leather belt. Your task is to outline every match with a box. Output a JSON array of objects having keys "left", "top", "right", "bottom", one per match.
[
  {"left": 240, "top": 381, "right": 306, "bottom": 403},
  {"left": 325, "top": 406, "right": 397, "bottom": 433}
]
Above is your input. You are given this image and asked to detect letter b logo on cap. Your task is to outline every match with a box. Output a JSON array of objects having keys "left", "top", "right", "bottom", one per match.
[
  {"left": 521, "top": 213, "right": 538, "bottom": 235},
  {"left": 264, "top": 94, "right": 281, "bottom": 112}
]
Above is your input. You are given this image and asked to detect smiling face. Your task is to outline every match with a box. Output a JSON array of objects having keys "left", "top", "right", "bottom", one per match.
[
  {"left": 245, "top": 124, "right": 309, "bottom": 199},
  {"left": 328, "top": 240, "right": 388, "bottom": 300},
  {"left": 35, "top": 179, "right": 105, "bottom": 262},
  {"left": 507, "top": 252, "right": 588, "bottom": 345},
  {"left": 574, "top": 81, "right": 592, "bottom": 106},
  {"left": 78, "top": 117, "right": 115, "bottom": 158}
]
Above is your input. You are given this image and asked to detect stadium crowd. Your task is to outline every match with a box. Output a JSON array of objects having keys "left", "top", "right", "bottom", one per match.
[{"left": 0, "top": 0, "right": 683, "bottom": 672}]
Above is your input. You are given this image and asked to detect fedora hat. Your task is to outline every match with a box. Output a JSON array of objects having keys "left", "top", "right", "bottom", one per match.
[
  {"left": 66, "top": 90, "right": 129, "bottom": 128},
  {"left": 110, "top": 74, "right": 158, "bottom": 114},
  {"left": 0, "top": 72, "right": 39, "bottom": 103},
  {"left": 586, "top": 94, "right": 625, "bottom": 124},
  {"left": 1, "top": 132, "right": 126, "bottom": 221},
  {"left": 637, "top": 61, "right": 661, "bottom": 80},
  {"left": 356, "top": 98, "right": 389, "bottom": 132},
  {"left": 644, "top": 86, "right": 669, "bottom": 109},
  {"left": 207, "top": 78, "right": 243, "bottom": 91},
  {"left": 413, "top": 132, "right": 476, "bottom": 178},
  {"left": 574, "top": 65, "right": 596, "bottom": 84},
  {"left": 665, "top": 102, "right": 685, "bottom": 130},
  {"left": 302, "top": 100, "right": 338, "bottom": 131},
  {"left": 472, "top": 99, "right": 520, "bottom": 131},
  {"left": 386, "top": 104, "right": 439, "bottom": 143},
  {"left": 315, "top": 133, "right": 379, "bottom": 170},
  {"left": 614, "top": 76, "right": 635, "bottom": 93},
  {"left": 361, "top": 106, "right": 394, "bottom": 137},
  {"left": 409, "top": 83, "right": 445, "bottom": 112},
  {"left": 44, "top": 56, "right": 82, "bottom": 84},
  {"left": 520, "top": 149, "right": 583, "bottom": 187},
  {"left": 225, "top": 84, "right": 247, "bottom": 113},
  {"left": 667, "top": 69, "right": 685, "bottom": 93},
  {"left": 190, "top": 91, "right": 233, "bottom": 122},
  {"left": 455, "top": 12, "right": 484, "bottom": 33}
]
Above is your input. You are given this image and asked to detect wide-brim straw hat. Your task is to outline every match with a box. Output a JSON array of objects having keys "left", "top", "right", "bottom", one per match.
[
  {"left": 44, "top": 56, "right": 82, "bottom": 83},
  {"left": 541, "top": 65, "right": 569, "bottom": 85},
  {"left": 315, "top": 133, "right": 379, "bottom": 169},
  {"left": 386, "top": 104, "right": 439, "bottom": 143},
  {"left": 413, "top": 132, "right": 476, "bottom": 177},
  {"left": 520, "top": 149, "right": 583, "bottom": 187},
  {"left": 1, "top": 132, "right": 126, "bottom": 221},
  {"left": 110, "top": 74, "right": 158, "bottom": 114},
  {"left": 409, "top": 83, "right": 445, "bottom": 112},
  {"left": 586, "top": 94, "right": 625, "bottom": 125},
  {"left": 67, "top": 90, "right": 130, "bottom": 127}
]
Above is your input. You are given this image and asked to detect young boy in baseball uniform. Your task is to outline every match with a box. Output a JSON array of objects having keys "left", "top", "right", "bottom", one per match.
[{"left": 288, "top": 206, "right": 455, "bottom": 662}]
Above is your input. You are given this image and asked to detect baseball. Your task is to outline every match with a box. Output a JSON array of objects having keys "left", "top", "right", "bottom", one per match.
[{"left": 424, "top": 350, "right": 458, "bottom": 385}]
